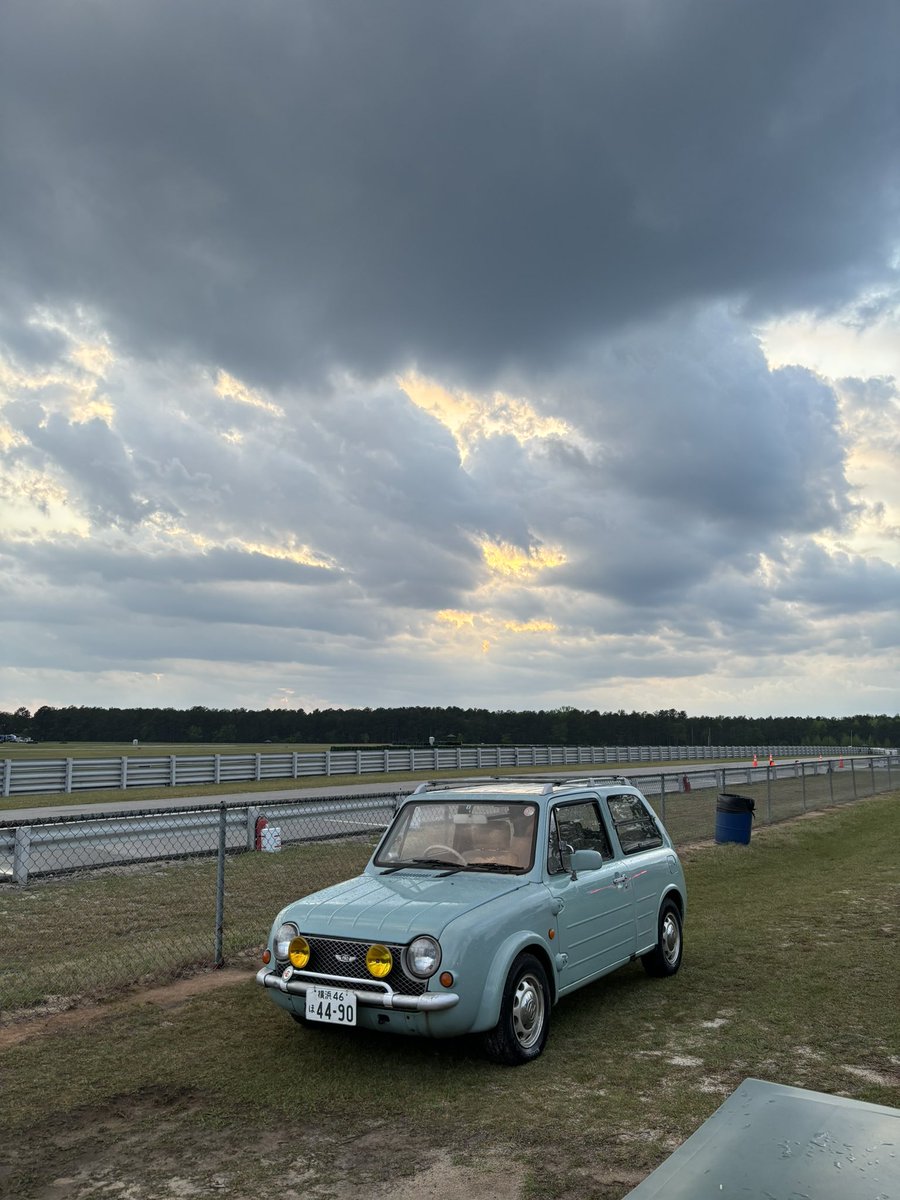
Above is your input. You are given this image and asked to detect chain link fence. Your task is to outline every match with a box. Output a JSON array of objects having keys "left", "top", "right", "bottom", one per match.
[{"left": 1, "top": 756, "right": 895, "bottom": 1021}]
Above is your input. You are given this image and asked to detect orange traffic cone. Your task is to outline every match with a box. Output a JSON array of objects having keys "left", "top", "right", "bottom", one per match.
[
  {"left": 838, "top": 757, "right": 844, "bottom": 768},
  {"left": 752, "top": 754, "right": 758, "bottom": 767},
  {"left": 768, "top": 754, "right": 774, "bottom": 767}
]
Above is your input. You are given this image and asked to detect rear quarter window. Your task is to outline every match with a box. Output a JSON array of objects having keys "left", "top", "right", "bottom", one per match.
[{"left": 606, "top": 793, "right": 663, "bottom": 855}]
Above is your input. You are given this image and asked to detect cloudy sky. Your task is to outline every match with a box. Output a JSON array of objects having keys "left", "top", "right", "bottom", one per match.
[{"left": 2, "top": 0, "right": 899, "bottom": 719}]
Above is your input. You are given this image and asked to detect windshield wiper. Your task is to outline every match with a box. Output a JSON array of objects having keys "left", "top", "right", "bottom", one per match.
[
  {"left": 461, "top": 861, "right": 522, "bottom": 873},
  {"left": 379, "top": 858, "right": 463, "bottom": 876}
]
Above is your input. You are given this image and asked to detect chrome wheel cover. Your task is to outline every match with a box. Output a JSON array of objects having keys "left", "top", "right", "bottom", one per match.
[
  {"left": 661, "top": 912, "right": 681, "bottom": 966},
  {"left": 512, "top": 972, "right": 545, "bottom": 1048}
]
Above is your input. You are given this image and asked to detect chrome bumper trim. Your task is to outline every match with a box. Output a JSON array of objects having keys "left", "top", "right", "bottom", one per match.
[{"left": 255, "top": 967, "right": 459, "bottom": 1011}]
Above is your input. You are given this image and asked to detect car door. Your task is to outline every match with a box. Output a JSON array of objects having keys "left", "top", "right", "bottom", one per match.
[
  {"left": 545, "top": 798, "right": 637, "bottom": 992},
  {"left": 602, "top": 792, "right": 668, "bottom": 953}
]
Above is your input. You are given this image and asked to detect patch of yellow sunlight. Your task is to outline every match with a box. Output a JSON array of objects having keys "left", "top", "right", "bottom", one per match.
[
  {"left": 436, "top": 609, "right": 476, "bottom": 629},
  {"left": 503, "top": 619, "right": 557, "bottom": 633},
  {"left": 71, "top": 395, "right": 116, "bottom": 423},
  {"left": 481, "top": 639, "right": 491, "bottom": 655},
  {"left": 0, "top": 416, "right": 25, "bottom": 451},
  {"left": 149, "top": 520, "right": 334, "bottom": 569},
  {"left": 214, "top": 369, "right": 285, "bottom": 417},
  {"left": 398, "top": 370, "right": 571, "bottom": 460},
  {"left": 481, "top": 539, "right": 567, "bottom": 579},
  {"left": 1, "top": 469, "right": 90, "bottom": 536},
  {"left": 69, "top": 339, "right": 115, "bottom": 378},
  {"left": 1, "top": 344, "right": 115, "bottom": 426}
]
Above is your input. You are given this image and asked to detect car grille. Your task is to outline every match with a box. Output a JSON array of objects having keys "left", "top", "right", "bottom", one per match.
[{"left": 303, "top": 936, "right": 428, "bottom": 996}]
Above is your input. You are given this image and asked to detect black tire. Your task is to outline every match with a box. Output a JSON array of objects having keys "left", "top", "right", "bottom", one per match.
[
  {"left": 484, "top": 952, "right": 551, "bottom": 1066},
  {"left": 641, "top": 900, "right": 683, "bottom": 977}
]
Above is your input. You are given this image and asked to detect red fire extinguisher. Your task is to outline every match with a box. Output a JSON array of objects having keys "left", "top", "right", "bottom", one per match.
[{"left": 254, "top": 815, "right": 268, "bottom": 850}]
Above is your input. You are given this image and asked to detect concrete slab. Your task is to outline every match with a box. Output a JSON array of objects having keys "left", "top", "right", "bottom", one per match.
[{"left": 625, "top": 1078, "right": 899, "bottom": 1199}]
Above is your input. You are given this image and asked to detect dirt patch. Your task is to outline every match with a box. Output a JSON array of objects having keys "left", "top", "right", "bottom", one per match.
[
  {"left": 9, "top": 1110, "right": 531, "bottom": 1200},
  {"left": 0, "top": 968, "right": 255, "bottom": 1050}
]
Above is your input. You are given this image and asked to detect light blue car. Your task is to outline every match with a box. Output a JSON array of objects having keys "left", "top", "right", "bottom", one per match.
[{"left": 257, "top": 776, "right": 686, "bottom": 1065}]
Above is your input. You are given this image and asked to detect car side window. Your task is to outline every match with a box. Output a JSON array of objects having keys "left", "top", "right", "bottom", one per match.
[
  {"left": 547, "top": 800, "right": 613, "bottom": 874},
  {"left": 606, "top": 793, "right": 663, "bottom": 855}
]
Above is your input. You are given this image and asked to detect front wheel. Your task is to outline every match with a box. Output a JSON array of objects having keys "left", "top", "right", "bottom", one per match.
[
  {"left": 484, "top": 953, "right": 551, "bottom": 1066},
  {"left": 641, "top": 900, "right": 683, "bottom": 977}
]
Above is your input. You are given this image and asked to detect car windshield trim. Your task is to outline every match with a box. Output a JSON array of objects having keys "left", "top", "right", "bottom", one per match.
[
  {"left": 458, "top": 861, "right": 523, "bottom": 874},
  {"left": 379, "top": 858, "right": 463, "bottom": 876}
]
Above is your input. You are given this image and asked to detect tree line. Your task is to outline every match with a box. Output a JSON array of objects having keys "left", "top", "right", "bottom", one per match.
[{"left": 0, "top": 705, "right": 896, "bottom": 748}]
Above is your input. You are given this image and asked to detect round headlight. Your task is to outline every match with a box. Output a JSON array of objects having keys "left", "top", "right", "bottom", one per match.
[
  {"left": 405, "top": 935, "right": 441, "bottom": 979},
  {"left": 366, "top": 944, "right": 393, "bottom": 978},
  {"left": 288, "top": 935, "right": 310, "bottom": 969},
  {"left": 274, "top": 922, "right": 298, "bottom": 960}
]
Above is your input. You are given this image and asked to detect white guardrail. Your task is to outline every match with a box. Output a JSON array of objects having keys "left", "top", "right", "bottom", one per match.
[
  {"left": 0, "top": 742, "right": 863, "bottom": 797},
  {"left": 2, "top": 756, "right": 895, "bottom": 885}
]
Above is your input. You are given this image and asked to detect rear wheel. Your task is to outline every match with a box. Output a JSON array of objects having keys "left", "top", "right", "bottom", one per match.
[
  {"left": 641, "top": 900, "right": 683, "bottom": 977},
  {"left": 484, "top": 953, "right": 551, "bottom": 1066}
]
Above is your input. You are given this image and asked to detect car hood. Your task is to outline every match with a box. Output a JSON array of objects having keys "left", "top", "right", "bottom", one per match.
[{"left": 280, "top": 869, "right": 528, "bottom": 942}]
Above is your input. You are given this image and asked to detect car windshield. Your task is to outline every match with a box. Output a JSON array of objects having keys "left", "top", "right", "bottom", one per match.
[{"left": 375, "top": 799, "right": 538, "bottom": 873}]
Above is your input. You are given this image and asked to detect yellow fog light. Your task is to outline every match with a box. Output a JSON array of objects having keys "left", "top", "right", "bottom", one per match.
[
  {"left": 366, "top": 944, "right": 393, "bottom": 978},
  {"left": 288, "top": 935, "right": 310, "bottom": 969}
]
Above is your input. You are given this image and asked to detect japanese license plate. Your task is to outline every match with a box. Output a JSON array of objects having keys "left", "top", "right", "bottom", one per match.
[{"left": 304, "top": 985, "right": 357, "bottom": 1025}]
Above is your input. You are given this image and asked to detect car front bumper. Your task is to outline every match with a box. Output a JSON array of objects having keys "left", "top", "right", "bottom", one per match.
[{"left": 255, "top": 967, "right": 460, "bottom": 1012}]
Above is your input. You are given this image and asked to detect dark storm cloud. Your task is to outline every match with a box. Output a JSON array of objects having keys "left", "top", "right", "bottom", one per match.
[
  {"left": 12, "top": 541, "right": 340, "bottom": 588},
  {"left": 1, "top": 0, "right": 897, "bottom": 386},
  {"left": 774, "top": 543, "right": 900, "bottom": 616}
]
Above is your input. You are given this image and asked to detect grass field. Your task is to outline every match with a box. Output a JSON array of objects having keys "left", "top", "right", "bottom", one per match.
[
  {"left": 0, "top": 740, "right": 334, "bottom": 762},
  {"left": 1, "top": 794, "right": 897, "bottom": 1200}
]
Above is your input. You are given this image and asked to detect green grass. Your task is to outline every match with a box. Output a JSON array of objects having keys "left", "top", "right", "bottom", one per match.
[
  {"left": 0, "top": 741, "right": 336, "bottom": 760},
  {"left": 1, "top": 795, "right": 898, "bottom": 1199},
  {"left": 1, "top": 772, "right": 892, "bottom": 1014},
  {"left": 0, "top": 837, "right": 378, "bottom": 1013}
]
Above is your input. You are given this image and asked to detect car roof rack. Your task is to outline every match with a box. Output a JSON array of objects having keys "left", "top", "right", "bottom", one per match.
[
  {"left": 550, "top": 775, "right": 634, "bottom": 788},
  {"left": 410, "top": 773, "right": 633, "bottom": 797}
]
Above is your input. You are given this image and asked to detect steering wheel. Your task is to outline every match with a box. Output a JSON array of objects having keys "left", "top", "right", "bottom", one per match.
[{"left": 424, "top": 843, "right": 467, "bottom": 865}]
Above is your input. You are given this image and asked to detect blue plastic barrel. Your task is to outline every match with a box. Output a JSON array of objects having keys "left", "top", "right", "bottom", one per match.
[{"left": 715, "top": 794, "right": 755, "bottom": 844}]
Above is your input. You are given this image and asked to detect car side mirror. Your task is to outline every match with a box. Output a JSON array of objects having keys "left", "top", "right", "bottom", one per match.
[{"left": 570, "top": 849, "right": 604, "bottom": 874}]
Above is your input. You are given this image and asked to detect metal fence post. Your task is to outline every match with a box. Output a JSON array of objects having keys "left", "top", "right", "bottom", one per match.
[
  {"left": 3, "top": 758, "right": 11, "bottom": 797},
  {"left": 65, "top": 758, "right": 74, "bottom": 793},
  {"left": 659, "top": 773, "right": 666, "bottom": 824},
  {"left": 850, "top": 758, "right": 857, "bottom": 799},
  {"left": 828, "top": 763, "right": 835, "bottom": 805},
  {"left": 214, "top": 802, "right": 227, "bottom": 967},
  {"left": 766, "top": 766, "right": 772, "bottom": 823},
  {"left": 869, "top": 756, "right": 875, "bottom": 796},
  {"left": 247, "top": 806, "right": 260, "bottom": 851},
  {"left": 13, "top": 825, "right": 31, "bottom": 886},
  {"left": 801, "top": 762, "right": 807, "bottom": 812}
]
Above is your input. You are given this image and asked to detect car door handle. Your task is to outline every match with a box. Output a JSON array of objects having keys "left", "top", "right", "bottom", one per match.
[{"left": 613, "top": 873, "right": 629, "bottom": 888}]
